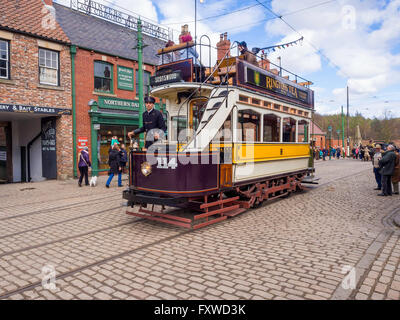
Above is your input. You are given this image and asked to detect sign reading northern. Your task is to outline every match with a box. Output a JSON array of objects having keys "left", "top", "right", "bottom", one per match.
[{"left": 242, "top": 64, "right": 313, "bottom": 108}]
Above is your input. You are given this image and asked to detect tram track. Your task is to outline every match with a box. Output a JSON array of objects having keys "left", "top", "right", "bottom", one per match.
[
  {"left": 0, "top": 162, "right": 371, "bottom": 300},
  {"left": 0, "top": 227, "right": 191, "bottom": 300},
  {"left": 0, "top": 202, "right": 125, "bottom": 241},
  {"left": 0, "top": 193, "right": 121, "bottom": 221}
]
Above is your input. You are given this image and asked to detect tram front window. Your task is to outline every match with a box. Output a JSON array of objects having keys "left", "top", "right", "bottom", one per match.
[{"left": 282, "top": 117, "right": 296, "bottom": 142}]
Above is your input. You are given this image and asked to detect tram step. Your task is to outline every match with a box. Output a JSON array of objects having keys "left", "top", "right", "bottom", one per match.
[{"left": 223, "top": 208, "right": 246, "bottom": 217}]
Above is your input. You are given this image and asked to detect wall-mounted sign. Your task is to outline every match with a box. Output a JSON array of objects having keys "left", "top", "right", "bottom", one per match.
[
  {"left": 93, "top": 124, "right": 100, "bottom": 130},
  {"left": 77, "top": 136, "right": 89, "bottom": 149},
  {"left": 0, "top": 103, "right": 71, "bottom": 115},
  {"left": 117, "top": 66, "right": 134, "bottom": 91},
  {"left": 98, "top": 97, "right": 139, "bottom": 111}
]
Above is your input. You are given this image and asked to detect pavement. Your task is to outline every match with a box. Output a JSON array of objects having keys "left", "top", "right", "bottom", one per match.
[{"left": 0, "top": 158, "right": 399, "bottom": 300}]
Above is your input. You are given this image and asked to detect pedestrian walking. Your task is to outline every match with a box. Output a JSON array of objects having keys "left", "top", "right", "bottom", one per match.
[
  {"left": 372, "top": 144, "right": 383, "bottom": 191},
  {"left": 392, "top": 147, "right": 400, "bottom": 195},
  {"left": 336, "top": 147, "right": 341, "bottom": 159},
  {"left": 119, "top": 144, "right": 128, "bottom": 174},
  {"left": 77, "top": 147, "right": 91, "bottom": 187},
  {"left": 378, "top": 144, "right": 397, "bottom": 196},
  {"left": 106, "top": 143, "right": 122, "bottom": 188}
]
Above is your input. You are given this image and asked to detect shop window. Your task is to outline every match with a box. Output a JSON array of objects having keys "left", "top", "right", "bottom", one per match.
[
  {"left": 263, "top": 114, "right": 280, "bottom": 142},
  {"left": 97, "top": 125, "right": 137, "bottom": 171},
  {"left": 282, "top": 117, "right": 296, "bottom": 142},
  {"left": 39, "top": 48, "right": 59, "bottom": 86},
  {"left": 0, "top": 40, "right": 9, "bottom": 79},
  {"left": 94, "top": 61, "right": 113, "bottom": 93},
  {"left": 136, "top": 70, "right": 151, "bottom": 96},
  {"left": 298, "top": 120, "right": 309, "bottom": 142},
  {"left": 237, "top": 109, "right": 260, "bottom": 142}
]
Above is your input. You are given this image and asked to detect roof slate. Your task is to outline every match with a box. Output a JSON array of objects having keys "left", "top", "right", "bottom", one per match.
[
  {"left": 0, "top": 0, "right": 70, "bottom": 43},
  {"left": 53, "top": 3, "right": 165, "bottom": 65}
]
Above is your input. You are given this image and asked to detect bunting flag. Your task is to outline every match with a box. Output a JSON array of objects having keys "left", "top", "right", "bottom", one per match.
[{"left": 254, "top": 36, "right": 304, "bottom": 55}]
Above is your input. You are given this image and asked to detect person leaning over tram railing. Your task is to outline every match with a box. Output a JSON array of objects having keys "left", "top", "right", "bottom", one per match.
[
  {"left": 127, "top": 96, "right": 167, "bottom": 149},
  {"left": 178, "top": 34, "right": 204, "bottom": 82},
  {"left": 238, "top": 41, "right": 258, "bottom": 67}
]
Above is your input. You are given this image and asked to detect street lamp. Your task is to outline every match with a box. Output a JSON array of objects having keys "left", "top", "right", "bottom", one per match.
[{"left": 277, "top": 56, "right": 281, "bottom": 76}]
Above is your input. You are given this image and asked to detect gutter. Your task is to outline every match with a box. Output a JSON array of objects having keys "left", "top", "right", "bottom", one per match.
[{"left": 70, "top": 45, "right": 77, "bottom": 178}]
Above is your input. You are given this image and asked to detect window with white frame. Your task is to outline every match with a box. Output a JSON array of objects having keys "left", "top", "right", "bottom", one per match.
[
  {"left": 39, "top": 48, "right": 59, "bottom": 86},
  {"left": 0, "top": 40, "right": 9, "bottom": 79}
]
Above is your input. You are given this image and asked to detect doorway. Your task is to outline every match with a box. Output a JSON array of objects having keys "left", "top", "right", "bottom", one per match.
[{"left": 0, "top": 122, "right": 12, "bottom": 183}]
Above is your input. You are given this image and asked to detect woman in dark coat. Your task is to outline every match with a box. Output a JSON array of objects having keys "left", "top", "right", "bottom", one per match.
[
  {"left": 78, "top": 146, "right": 91, "bottom": 186},
  {"left": 106, "top": 143, "right": 122, "bottom": 188}
]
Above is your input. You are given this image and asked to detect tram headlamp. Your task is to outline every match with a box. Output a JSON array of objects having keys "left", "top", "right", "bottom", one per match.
[{"left": 141, "top": 162, "right": 152, "bottom": 176}]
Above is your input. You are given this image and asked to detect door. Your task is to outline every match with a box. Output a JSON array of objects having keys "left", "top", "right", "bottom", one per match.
[{"left": 0, "top": 122, "right": 12, "bottom": 183}]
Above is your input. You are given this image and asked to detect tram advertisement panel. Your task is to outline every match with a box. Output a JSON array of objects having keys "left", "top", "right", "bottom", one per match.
[{"left": 239, "top": 62, "right": 313, "bottom": 108}]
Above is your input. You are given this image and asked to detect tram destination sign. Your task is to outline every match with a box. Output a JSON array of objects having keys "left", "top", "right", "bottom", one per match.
[
  {"left": 150, "top": 71, "right": 182, "bottom": 86},
  {"left": 243, "top": 65, "right": 313, "bottom": 107},
  {"left": 0, "top": 103, "right": 71, "bottom": 115}
]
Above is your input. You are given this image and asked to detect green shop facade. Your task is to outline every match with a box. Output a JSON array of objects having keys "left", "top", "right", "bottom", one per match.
[{"left": 88, "top": 96, "right": 166, "bottom": 175}]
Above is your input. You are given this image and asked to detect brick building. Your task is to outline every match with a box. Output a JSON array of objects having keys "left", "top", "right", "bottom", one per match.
[
  {"left": 298, "top": 121, "right": 326, "bottom": 149},
  {"left": 0, "top": 0, "right": 72, "bottom": 183},
  {"left": 53, "top": 1, "right": 166, "bottom": 176}
]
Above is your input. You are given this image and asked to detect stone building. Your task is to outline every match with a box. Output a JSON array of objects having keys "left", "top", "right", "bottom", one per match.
[
  {"left": 0, "top": 0, "right": 72, "bottom": 183},
  {"left": 53, "top": 1, "right": 166, "bottom": 177}
]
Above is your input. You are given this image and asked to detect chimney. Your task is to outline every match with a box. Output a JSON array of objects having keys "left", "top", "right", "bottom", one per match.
[
  {"left": 258, "top": 53, "right": 270, "bottom": 70},
  {"left": 216, "top": 32, "right": 231, "bottom": 61},
  {"left": 43, "top": 0, "right": 53, "bottom": 5}
]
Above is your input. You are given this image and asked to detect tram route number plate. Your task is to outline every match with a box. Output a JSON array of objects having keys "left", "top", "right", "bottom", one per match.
[{"left": 157, "top": 157, "right": 178, "bottom": 169}]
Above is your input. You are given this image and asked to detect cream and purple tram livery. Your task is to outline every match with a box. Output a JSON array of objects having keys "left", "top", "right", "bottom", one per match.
[{"left": 123, "top": 44, "right": 315, "bottom": 229}]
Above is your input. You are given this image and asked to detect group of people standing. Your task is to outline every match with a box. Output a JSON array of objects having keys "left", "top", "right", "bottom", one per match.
[
  {"left": 352, "top": 144, "right": 374, "bottom": 161},
  {"left": 313, "top": 146, "right": 344, "bottom": 161},
  {"left": 372, "top": 144, "right": 400, "bottom": 196}
]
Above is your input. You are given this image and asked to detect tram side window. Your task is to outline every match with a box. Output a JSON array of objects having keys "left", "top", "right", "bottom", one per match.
[
  {"left": 263, "top": 114, "right": 280, "bottom": 142},
  {"left": 237, "top": 110, "right": 260, "bottom": 142},
  {"left": 282, "top": 117, "right": 296, "bottom": 142},
  {"left": 171, "top": 116, "right": 187, "bottom": 142},
  {"left": 298, "top": 120, "right": 309, "bottom": 142},
  {"left": 214, "top": 114, "right": 232, "bottom": 142}
]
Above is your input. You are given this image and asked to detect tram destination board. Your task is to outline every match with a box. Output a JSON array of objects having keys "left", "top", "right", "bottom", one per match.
[
  {"left": 239, "top": 63, "right": 314, "bottom": 108},
  {"left": 151, "top": 71, "right": 182, "bottom": 86}
]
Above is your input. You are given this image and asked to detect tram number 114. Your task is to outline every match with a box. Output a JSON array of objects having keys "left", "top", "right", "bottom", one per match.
[{"left": 156, "top": 157, "right": 178, "bottom": 170}]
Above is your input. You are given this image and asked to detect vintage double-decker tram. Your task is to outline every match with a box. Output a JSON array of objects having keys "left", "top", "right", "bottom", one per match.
[{"left": 123, "top": 39, "right": 315, "bottom": 229}]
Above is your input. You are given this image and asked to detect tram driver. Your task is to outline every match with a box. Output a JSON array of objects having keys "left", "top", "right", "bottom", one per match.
[{"left": 127, "top": 96, "right": 167, "bottom": 149}]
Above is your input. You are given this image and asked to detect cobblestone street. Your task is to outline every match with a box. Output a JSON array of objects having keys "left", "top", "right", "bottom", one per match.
[{"left": 0, "top": 158, "right": 399, "bottom": 300}]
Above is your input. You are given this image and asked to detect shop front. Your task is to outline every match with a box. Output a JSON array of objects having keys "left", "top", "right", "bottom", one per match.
[
  {"left": 0, "top": 103, "right": 71, "bottom": 183},
  {"left": 88, "top": 96, "right": 166, "bottom": 176}
]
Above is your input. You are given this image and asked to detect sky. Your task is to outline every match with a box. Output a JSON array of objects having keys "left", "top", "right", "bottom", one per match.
[{"left": 54, "top": 0, "right": 400, "bottom": 119}]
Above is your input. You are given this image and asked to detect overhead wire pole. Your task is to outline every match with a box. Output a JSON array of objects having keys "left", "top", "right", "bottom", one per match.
[{"left": 347, "top": 85, "right": 349, "bottom": 157}]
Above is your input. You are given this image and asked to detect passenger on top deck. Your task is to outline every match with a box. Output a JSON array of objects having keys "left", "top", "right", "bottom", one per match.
[
  {"left": 159, "top": 40, "right": 178, "bottom": 65},
  {"left": 238, "top": 41, "right": 258, "bottom": 67},
  {"left": 179, "top": 34, "right": 204, "bottom": 82}
]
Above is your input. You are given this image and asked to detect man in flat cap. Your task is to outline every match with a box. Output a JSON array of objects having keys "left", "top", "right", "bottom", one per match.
[{"left": 128, "top": 96, "right": 166, "bottom": 148}]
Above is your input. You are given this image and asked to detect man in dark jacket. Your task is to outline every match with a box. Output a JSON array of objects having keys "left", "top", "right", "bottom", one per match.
[
  {"left": 238, "top": 41, "right": 258, "bottom": 66},
  {"left": 128, "top": 96, "right": 166, "bottom": 149},
  {"left": 106, "top": 143, "right": 122, "bottom": 188},
  {"left": 378, "top": 144, "right": 397, "bottom": 196},
  {"left": 78, "top": 147, "right": 91, "bottom": 187}
]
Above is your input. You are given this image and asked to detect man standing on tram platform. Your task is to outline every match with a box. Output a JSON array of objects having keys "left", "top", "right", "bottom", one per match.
[{"left": 128, "top": 96, "right": 166, "bottom": 149}]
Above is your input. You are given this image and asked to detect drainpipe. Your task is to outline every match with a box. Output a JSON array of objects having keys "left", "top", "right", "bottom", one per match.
[{"left": 71, "top": 45, "right": 77, "bottom": 178}]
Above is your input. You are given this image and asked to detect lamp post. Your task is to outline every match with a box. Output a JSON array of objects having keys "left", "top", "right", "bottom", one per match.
[{"left": 328, "top": 125, "right": 332, "bottom": 160}]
